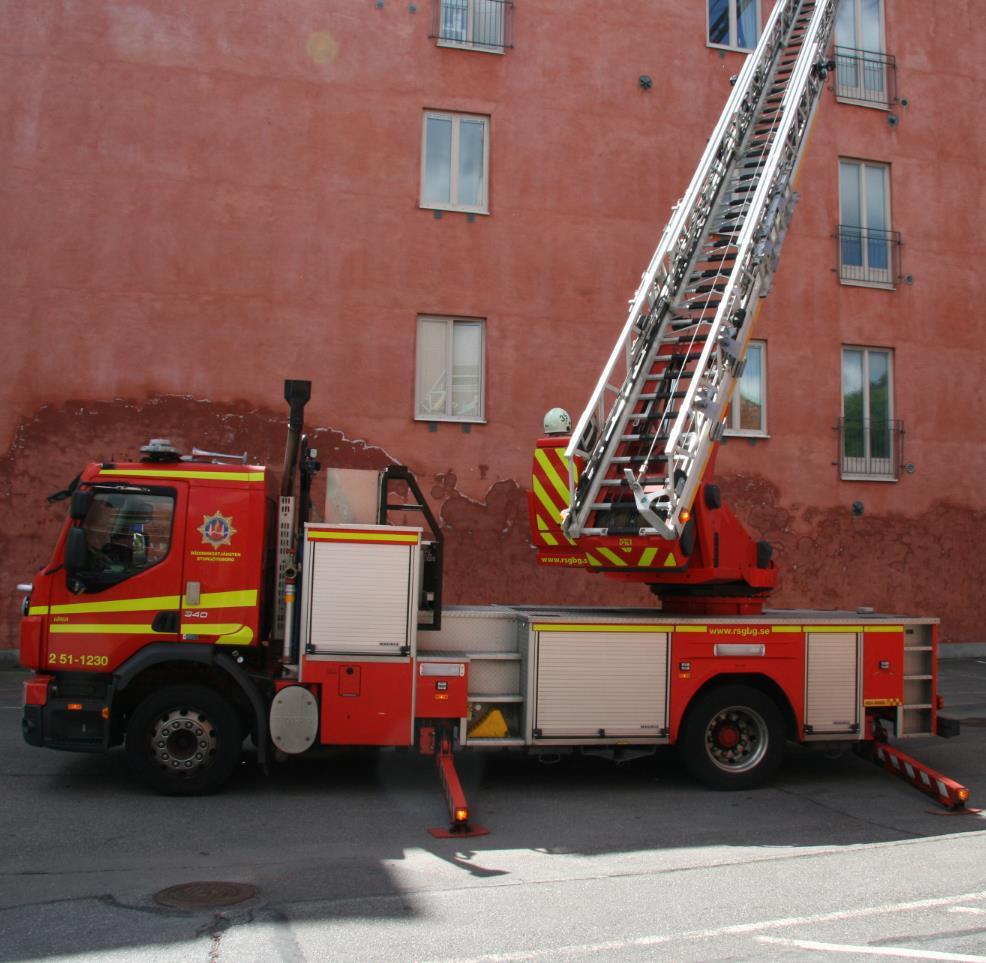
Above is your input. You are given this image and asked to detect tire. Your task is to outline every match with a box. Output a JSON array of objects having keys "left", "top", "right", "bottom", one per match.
[
  {"left": 678, "top": 684, "right": 785, "bottom": 791},
  {"left": 125, "top": 684, "right": 242, "bottom": 796}
]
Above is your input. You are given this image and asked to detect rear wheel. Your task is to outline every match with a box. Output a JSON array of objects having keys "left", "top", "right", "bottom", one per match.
[
  {"left": 125, "top": 685, "right": 242, "bottom": 796},
  {"left": 678, "top": 684, "right": 785, "bottom": 790}
]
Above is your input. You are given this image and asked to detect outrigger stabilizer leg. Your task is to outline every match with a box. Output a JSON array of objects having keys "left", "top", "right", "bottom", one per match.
[
  {"left": 420, "top": 727, "right": 489, "bottom": 838},
  {"left": 863, "top": 724, "right": 974, "bottom": 812}
]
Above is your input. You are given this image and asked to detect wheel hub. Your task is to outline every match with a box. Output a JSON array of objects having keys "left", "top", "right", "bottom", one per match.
[
  {"left": 704, "top": 706, "right": 768, "bottom": 773},
  {"left": 151, "top": 708, "right": 216, "bottom": 774}
]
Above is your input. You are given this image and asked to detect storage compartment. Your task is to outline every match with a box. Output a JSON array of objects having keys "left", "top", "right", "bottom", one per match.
[
  {"left": 301, "top": 524, "right": 420, "bottom": 657},
  {"left": 805, "top": 632, "right": 860, "bottom": 734},
  {"left": 533, "top": 629, "right": 669, "bottom": 740}
]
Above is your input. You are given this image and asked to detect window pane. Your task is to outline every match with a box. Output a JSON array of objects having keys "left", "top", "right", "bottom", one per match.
[
  {"left": 736, "top": 0, "right": 758, "bottom": 48},
  {"left": 865, "top": 165, "right": 887, "bottom": 231},
  {"left": 868, "top": 351, "right": 891, "bottom": 457},
  {"left": 709, "top": 0, "right": 730, "bottom": 44},
  {"left": 417, "top": 320, "right": 449, "bottom": 416},
  {"left": 842, "top": 349, "right": 864, "bottom": 458},
  {"left": 451, "top": 321, "right": 482, "bottom": 417},
  {"left": 83, "top": 492, "right": 173, "bottom": 578},
  {"left": 737, "top": 344, "right": 763, "bottom": 431},
  {"left": 473, "top": 0, "right": 504, "bottom": 46},
  {"left": 840, "top": 161, "right": 861, "bottom": 224},
  {"left": 423, "top": 116, "right": 452, "bottom": 205},
  {"left": 835, "top": 0, "right": 858, "bottom": 47},
  {"left": 860, "top": 0, "right": 883, "bottom": 52},
  {"left": 440, "top": 0, "right": 468, "bottom": 41},
  {"left": 457, "top": 119, "right": 485, "bottom": 208}
]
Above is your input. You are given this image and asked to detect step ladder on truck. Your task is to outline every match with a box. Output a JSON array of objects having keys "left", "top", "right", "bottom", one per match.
[{"left": 17, "top": 0, "right": 967, "bottom": 833}]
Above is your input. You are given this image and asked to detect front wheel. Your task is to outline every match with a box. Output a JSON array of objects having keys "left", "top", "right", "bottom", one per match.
[
  {"left": 678, "top": 684, "right": 785, "bottom": 791},
  {"left": 125, "top": 685, "right": 242, "bottom": 796}
]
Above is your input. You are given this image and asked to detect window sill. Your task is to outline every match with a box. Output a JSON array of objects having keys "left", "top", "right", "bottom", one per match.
[
  {"left": 436, "top": 39, "right": 506, "bottom": 55},
  {"left": 839, "top": 473, "right": 898, "bottom": 483},
  {"left": 835, "top": 94, "right": 891, "bottom": 111},
  {"left": 706, "top": 41, "right": 756, "bottom": 53},
  {"left": 415, "top": 415, "right": 487, "bottom": 425},
  {"left": 420, "top": 202, "right": 490, "bottom": 216},
  {"left": 838, "top": 277, "right": 896, "bottom": 291},
  {"left": 724, "top": 430, "right": 770, "bottom": 440}
]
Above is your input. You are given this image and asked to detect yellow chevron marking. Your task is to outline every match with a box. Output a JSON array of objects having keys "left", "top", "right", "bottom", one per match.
[
  {"left": 533, "top": 476, "right": 563, "bottom": 521},
  {"left": 596, "top": 547, "right": 627, "bottom": 567},
  {"left": 585, "top": 553, "right": 602, "bottom": 567},
  {"left": 534, "top": 448, "right": 571, "bottom": 506},
  {"left": 663, "top": 552, "right": 678, "bottom": 568},
  {"left": 99, "top": 469, "right": 265, "bottom": 482},
  {"left": 640, "top": 548, "right": 658, "bottom": 567}
]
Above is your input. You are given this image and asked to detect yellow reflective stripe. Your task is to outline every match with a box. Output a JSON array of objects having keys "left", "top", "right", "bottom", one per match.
[
  {"left": 804, "top": 625, "right": 862, "bottom": 633},
  {"left": 534, "top": 624, "right": 669, "bottom": 633},
  {"left": 98, "top": 469, "right": 265, "bottom": 482},
  {"left": 49, "top": 595, "right": 181, "bottom": 615},
  {"left": 663, "top": 552, "right": 678, "bottom": 567},
  {"left": 50, "top": 623, "right": 160, "bottom": 635},
  {"left": 534, "top": 448, "right": 570, "bottom": 506},
  {"left": 182, "top": 589, "right": 258, "bottom": 609},
  {"left": 863, "top": 625, "right": 904, "bottom": 633},
  {"left": 180, "top": 623, "right": 248, "bottom": 637},
  {"left": 584, "top": 552, "right": 602, "bottom": 567},
  {"left": 307, "top": 530, "right": 419, "bottom": 544},
  {"left": 639, "top": 548, "right": 658, "bottom": 567},
  {"left": 771, "top": 625, "right": 802, "bottom": 633},
  {"left": 596, "top": 547, "right": 626, "bottom": 567},
  {"left": 28, "top": 606, "right": 49, "bottom": 615},
  {"left": 213, "top": 626, "right": 254, "bottom": 645},
  {"left": 674, "top": 625, "right": 708, "bottom": 633}
]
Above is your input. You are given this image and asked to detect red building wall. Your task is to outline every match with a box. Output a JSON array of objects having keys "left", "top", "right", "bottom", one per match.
[{"left": 1, "top": 1, "right": 984, "bottom": 647}]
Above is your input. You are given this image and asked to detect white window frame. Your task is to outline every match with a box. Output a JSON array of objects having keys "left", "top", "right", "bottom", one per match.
[
  {"left": 415, "top": 315, "right": 486, "bottom": 423},
  {"left": 724, "top": 340, "right": 768, "bottom": 437},
  {"left": 420, "top": 111, "right": 490, "bottom": 215},
  {"left": 834, "top": 0, "right": 888, "bottom": 107},
  {"left": 840, "top": 345, "right": 896, "bottom": 481},
  {"left": 436, "top": 0, "right": 507, "bottom": 54},
  {"left": 707, "top": 0, "right": 761, "bottom": 52},
  {"left": 838, "top": 159, "right": 894, "bottom": 289}
]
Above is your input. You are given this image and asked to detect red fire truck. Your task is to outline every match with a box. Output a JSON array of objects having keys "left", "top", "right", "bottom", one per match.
[{"left": 16, "top": 0, "right": 968, "bottom": 828}]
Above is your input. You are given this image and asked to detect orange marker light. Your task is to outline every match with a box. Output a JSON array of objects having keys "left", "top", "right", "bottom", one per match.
[
  {"left": 454, "top": 808, "right": 469, "bottom": 823},
  {"left": 101, "top": 707, "right": 110, "bottom": 720},
  {"left": 679, "top": 510, "right": 691, "bottom": 524},
  {"left": 958, "top": 789, "right": 970, "bottom": 802},
  {"left": 67, "top": 703, "right": 83, "bottom": 711}
]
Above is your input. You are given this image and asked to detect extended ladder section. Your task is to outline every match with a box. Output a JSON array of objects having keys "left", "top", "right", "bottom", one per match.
[{"left": 563, "top": 0, "right": 838, "bottom": 542}]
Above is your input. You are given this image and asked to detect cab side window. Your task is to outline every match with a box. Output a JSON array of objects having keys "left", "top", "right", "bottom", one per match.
[{"left": 80, "top": 491, "right": 175, "bottom": 583}]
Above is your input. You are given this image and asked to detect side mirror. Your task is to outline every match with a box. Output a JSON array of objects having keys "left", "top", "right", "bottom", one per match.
[
  {"left": 69, "top": 490, "right": 94, "bottom": 521},
  {"left": 64, "top": 527, "right": 89, "bottom": 575}
]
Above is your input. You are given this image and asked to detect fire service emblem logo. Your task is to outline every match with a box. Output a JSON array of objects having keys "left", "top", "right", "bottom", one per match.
[{"left": 198, "top": 511, "right": 237, "bottom": 550}]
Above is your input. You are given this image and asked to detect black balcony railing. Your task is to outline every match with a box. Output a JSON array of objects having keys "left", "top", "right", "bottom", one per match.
[
  {"left": 833, "top": 46, "right": 897, "bottom": 108},
  {"left": 431, "top": 0, "right": 513, "bottom": 52},
  {"left": 837, "top": 418, "right": 903, "bottom": 479},
  {"left": 836, "top": 225, "right": 902, "bottom": 287}
]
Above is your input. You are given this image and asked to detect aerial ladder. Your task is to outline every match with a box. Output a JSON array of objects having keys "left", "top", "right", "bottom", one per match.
[{"left": 532, "top": 0, "right": 839, "bottom": 614}]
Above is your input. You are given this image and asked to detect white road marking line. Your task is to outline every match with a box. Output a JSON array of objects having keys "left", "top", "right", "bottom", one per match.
[
  {"left": 950, "top": 907, "right": 986, "bottom": 916},
  {"left": 757, "top": 936, "right": 986, "bottom": 961},
  {"left": 431, "top": 889, "right": 986, "bottom": 962}
]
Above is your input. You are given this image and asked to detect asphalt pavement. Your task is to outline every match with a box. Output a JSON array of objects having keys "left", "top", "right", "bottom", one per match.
[{"left": 2, "top": 659, "right": 986, "bottom": 962}]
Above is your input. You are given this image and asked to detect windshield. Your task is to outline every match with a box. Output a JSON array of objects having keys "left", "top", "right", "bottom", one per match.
[{"left": 80, "top": 490, "right": 175, "bottom": 582}]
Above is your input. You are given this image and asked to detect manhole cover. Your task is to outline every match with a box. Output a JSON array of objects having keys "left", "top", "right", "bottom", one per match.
[{"left": 153, "top": 881, "right": 258, "bottom": 909}]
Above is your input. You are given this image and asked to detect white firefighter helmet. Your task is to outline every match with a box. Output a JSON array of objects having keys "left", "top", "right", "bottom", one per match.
[{"left": 543, "top": 407, "right": 572, "bottom": 435}]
